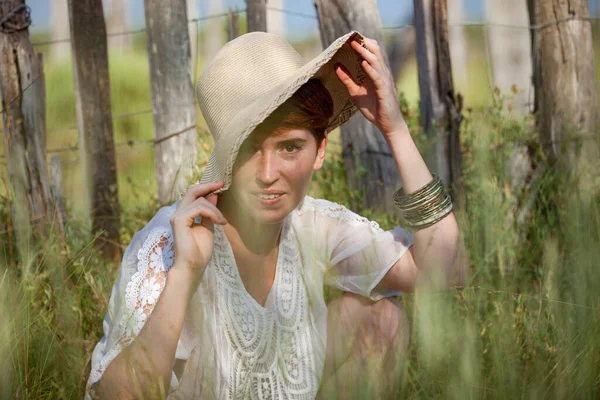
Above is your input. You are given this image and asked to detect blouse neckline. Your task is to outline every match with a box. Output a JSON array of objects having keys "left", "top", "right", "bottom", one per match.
[{"left": 213, "top": 214, "right": 291, "bottom": 312}]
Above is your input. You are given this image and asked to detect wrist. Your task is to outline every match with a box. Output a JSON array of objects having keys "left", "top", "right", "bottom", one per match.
[
  {"left": 168, "top": 263, "right": 203, "bottom": 299},
  {"left": 383, "top": 121, "right": 410, "bottom": 141}
]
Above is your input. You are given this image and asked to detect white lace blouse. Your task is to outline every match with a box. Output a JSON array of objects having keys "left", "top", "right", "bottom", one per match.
[{"left": 86, "top": 196, "right": 413, "bottom": 399}]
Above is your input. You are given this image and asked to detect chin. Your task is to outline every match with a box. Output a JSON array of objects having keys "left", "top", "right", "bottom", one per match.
[
  {"left": 253, "top": 211, "right": 288, "bottom": 225},
  {"left": 247, "top": 196, "right": 300, "bottom": 225}
]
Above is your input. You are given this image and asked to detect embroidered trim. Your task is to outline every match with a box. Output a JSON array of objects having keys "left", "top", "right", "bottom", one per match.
[
  {"left": 87, "top": 227, "right": 175, "bottom": 394},
  {"left": 212, "top": 219, "right": 318, "bottom": 399}
]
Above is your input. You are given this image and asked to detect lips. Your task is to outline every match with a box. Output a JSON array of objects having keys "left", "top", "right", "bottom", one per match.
[
  {"left": 253, "top": 191, "right": 285, "bottom": 205},
  {"left": 257, "top": 193, "right": 282, "bottom": 200}
]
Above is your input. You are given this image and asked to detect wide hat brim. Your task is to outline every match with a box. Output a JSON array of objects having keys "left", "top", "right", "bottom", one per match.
[{"left": 197, "top": 30, "right": 368, "bottom": 194}]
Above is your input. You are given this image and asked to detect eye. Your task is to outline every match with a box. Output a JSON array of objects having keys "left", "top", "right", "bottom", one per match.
[{"left": 283, "top": 143, "right": 301, "bottom": 153}]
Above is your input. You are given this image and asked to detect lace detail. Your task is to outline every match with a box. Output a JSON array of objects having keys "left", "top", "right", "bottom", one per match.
[
  {"left": 87, "top": 227, "right": 175, "bottom": 394},
  {"left": 211, "top": 218, "right": 318, "bottom": 399},
  {"left": 297, "top": 196, "right": 384, "bottom": 232}
]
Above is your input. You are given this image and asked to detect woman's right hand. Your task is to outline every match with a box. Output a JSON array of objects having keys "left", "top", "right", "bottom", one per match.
[{"left": 169, "top": 181, "right": 227, "bottom": 282}]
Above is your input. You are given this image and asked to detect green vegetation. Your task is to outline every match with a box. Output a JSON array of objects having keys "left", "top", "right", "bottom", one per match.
[{"left": 1, "top": 28, "right": 600, "bottom": 399}]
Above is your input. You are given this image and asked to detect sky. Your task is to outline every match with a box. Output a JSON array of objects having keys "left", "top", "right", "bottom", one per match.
[
  {"left": 25, "top": 0, "right": 600, "bottom": 40},
  {"left": 28, "top": 0, "right": 489, "bottom": 38}
]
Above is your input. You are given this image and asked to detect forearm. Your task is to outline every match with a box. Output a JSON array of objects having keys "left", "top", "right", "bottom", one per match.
[
  {"left": 386, "top": 124, "right": 461, "bottom": 287},
  {"left": 97, "top": 266, "right": 197, "bottom": 399}
]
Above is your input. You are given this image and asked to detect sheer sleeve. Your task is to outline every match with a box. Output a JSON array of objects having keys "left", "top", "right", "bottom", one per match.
[
  {"left": 298, "top": 196, "right": 413, "bottom": 301},
  {"left": 85, "top": 203, "right": 192, "bottom": 399}
]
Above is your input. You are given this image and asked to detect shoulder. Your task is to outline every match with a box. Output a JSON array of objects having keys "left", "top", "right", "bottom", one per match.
[
  {"left": 294, "top": 195, "right": 383, "bottom": 232},
  {"left": 122, "top": 201, "right": 179, "bottom": 272}
]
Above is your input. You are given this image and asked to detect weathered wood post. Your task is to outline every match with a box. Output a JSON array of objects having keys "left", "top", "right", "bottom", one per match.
[
  {"left": 531, "top": 0, "right": 599, "bottom": 196},
  {"left": 68, "top": 0, "right": 121, "bottom": 260},
  {"left": 0, "top": 1, "right": 60, "bottom": 260},
  {"left": 247, "top": 0, "right": 267, "bottom": 32},
  {"left": 205, "top": 0, "right": 224, "bottom": 62},
  {"left": 314, "top": 0, "right": 401, "bottom": 213},
  {"left": 227, "top": 8, "right": 239, "bottom": 41},
  {"left": 413, "top": 0, "right": 464, "bottom": 201},
  {"left": 50, "top": 0, "right": 70, "bottom": 62},
  {"left": 50, "top": 154, "right": 65, "bottom": 228},
  {"left": 144, "top": 0, "right": 197, "bottom": 204},
  {"left": 187, "top": 0, "right": 198, "bottom": 67},
  {"left": 267, "top": 0, "right": 285, "bottom": 36},
  {"left": 106, "top": 0, "right": 131, "bottom": 50},
  {"left": 485, "top": 0, "right": 532, "bottom": 115},
  {"left": 447, "top": 0, "right": 468, "bottom": 86}
]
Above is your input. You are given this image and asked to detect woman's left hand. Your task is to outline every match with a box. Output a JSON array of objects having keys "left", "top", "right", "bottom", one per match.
[{"left": 335, "top": 37, "right": 406, "bottom": 138}]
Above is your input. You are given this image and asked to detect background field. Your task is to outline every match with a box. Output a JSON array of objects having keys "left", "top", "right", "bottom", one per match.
[{"left": 0, "top": 23, "right": 599, "bottom": 399}]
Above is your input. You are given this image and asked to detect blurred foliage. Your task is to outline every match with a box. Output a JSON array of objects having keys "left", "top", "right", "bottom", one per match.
[{"left": 1, "top": 26, "right": 600, "bottom": 399}]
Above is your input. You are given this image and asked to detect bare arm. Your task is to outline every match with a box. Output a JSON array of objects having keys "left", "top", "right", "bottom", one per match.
[
  {"left": 378, "top": 126, "right": 464, "bottom": 293},
  {"left": 96, "top": 181, "right": 227, "bottom": 399},
  {"left": 97, "top": 266, "right": 196, "bottom": 399},
  {"left": 335, "top": 37, "right": 464, "bottom": 293}
]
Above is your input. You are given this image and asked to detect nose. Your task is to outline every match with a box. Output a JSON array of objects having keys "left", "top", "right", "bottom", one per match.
[{"left": 256, "top": 150, "right": 280, "bottom": 187}]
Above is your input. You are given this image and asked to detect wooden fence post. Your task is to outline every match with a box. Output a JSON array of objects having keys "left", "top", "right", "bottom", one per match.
[
  {"left": 267, "top": 0, "right": 285, "bottom": 36},
  {"left": 50, "top": 154, "right": 65, "bottom": 228},
  {"left": 205, "top": 0, "right": 224, "bottom": 62},
  {"left": 187, "top": 0, "right": 198, "bottom": 70},
  {"left": 106, "top": 0, "right": 131, "bottom": 50},
  {"left": 247, "top": 0, "right": 267, "bottom": 32},
  {"left": 50, "top": 0, "right": 70, "bottom": 62},
  {"left": 68, "top": 0, "right": 121, "bottom": 260},
  {"left": 447, "top": 0, "right": 468, "bottom": 86},
  {"left": 0, "top": 1, "right": 59, "bottom": 260},
  {"left": 144, "top": 0, "right": 197, "bottom": 204},
  {"left": 485, "top": 0, "right": 532, "bottom": 116},
  {"left": 228, "top": 8, "right": 239, "bottom": 41},
  {"left": 314, "top": 0, "right": 400, "bottom": 213},
  {"left": 532, "top": 0, "right": 599, "bottom": 197},
  {"left": 413, "top": 0, "right": 463, "bottom": 202}
]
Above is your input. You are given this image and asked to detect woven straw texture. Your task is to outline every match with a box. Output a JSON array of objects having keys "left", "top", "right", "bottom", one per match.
[{"left": 194, "top": 30, "right": 367, "bottom": 194}]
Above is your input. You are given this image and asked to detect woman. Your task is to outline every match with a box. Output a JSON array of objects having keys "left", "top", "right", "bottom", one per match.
[{"left": 87, "top": 31, "right": 462, "bottom": 399}]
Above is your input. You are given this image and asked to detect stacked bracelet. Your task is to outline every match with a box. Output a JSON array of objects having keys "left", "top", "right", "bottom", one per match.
[{"left": 393, "top": 174, "right": 453, "bottom": 229}]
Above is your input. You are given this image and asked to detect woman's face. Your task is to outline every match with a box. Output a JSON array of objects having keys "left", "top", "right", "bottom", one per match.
[{"left": 227, "top": 127, "right": 327, "bottom": 225}]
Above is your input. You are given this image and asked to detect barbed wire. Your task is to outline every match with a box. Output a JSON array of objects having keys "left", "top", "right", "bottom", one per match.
[
  {"left": 0, "top": 123, "right": 210, "bottom": 159},
  {"left": 382, "top": 16, "right": 600, "bottom": 30},
  {"left": 0, "top": 3, "right": 31, "bottom": 33},
  {"left": 1, "top": 7, "right": 599, "bottom": 163},
  {"left": 28, "top": 7, "right": 600, "bottom": 48},
  {"left": 265, "top": 7, "right": 318, "bottom": 20}
]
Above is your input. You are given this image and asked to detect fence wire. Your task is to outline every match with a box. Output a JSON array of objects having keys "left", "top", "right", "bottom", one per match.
[{"left": 0, "top": 7, "right": 599, "bottom": 163}]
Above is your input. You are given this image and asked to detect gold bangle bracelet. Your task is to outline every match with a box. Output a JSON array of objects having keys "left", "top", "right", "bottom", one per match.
[
  {"left": 396, "top": 185, "right": 445, "bottom": 211},
  {"left": 400, "top": 189, "right": 446, "bottom": 213},
  {"left": 403, "top": 197, "right": 452, "bottom": 223},
  {"left": 406, "top": 202, "right": 454, "bottom": 229},
  {"left": 403, "top": 200, "right": 452, "bottom": 222},
  {"left": 393, "top": 174, "right": 442, "bottom": 207},
  {"left": 393, "top": 174, "right": 453, "bottom": 229}
]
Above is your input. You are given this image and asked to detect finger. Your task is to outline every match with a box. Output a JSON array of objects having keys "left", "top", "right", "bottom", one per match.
[
  {"left": 366, "top": 38, "right": 394, "bottom": 81},
  {"left": 190, "top": 197, "right": 227, "bottom": 225},
  {"left": 360, "top": 59, "right": 383, "bottom": 88},
  {"left": 205, "top": 193, "right": 219, "bottom": 207},
  {"left": 179, "top": 181, "right": 224, "bottom": 209},
  {"left": 350, "top": 40, "right": 382, "bottom": 71},
  {"left": 198, "top": 194, "right": 221, "bottom": 232},
  {"left": 364, "top": 38, "right": 385, "bottom": 66},
  {"left": 334, "top": 63, "right": 363, "bottom": 96},
  {"left": 174, "top": 197, "right": 227, "bottom": 228}
]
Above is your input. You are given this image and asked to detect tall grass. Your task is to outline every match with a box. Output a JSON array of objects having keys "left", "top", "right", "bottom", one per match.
[{"left": 1, "top": 36, "right": 600, "bottom": 398}]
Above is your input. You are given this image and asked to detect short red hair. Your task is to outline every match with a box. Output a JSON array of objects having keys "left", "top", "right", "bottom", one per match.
[{"left": 258, "top": 79, "right": 334, "bottom": 145}]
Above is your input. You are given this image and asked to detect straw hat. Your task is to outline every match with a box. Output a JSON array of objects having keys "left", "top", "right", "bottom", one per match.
[{"left": 195, "top": 30, "right": 368, "bottom": 194}]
